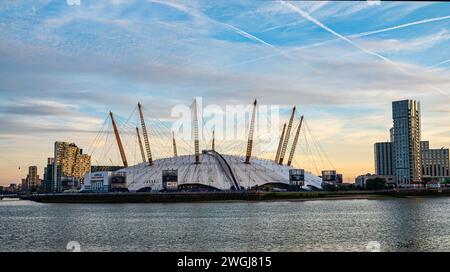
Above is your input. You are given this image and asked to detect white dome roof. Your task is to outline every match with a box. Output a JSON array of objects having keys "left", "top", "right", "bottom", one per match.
[{"left": 119, "top": 151, "right": 322, "bottom": 191}]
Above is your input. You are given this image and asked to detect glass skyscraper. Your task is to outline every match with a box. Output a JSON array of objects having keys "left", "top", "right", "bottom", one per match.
[
  {"left": 392, "top": 100, "right": 422, "bottom": 184},
  {"left": 374, "top": 142, "right": 393, "bottom": 176}
]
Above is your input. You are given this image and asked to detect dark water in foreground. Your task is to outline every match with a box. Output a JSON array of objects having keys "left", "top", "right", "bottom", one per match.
[{"left": 0, "top": 198, "right": 449, "bottom": 252}]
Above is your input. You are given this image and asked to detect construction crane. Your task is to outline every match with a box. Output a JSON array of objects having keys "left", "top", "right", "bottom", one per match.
[
  {"left": 287, "top": 115, "right": 304, "bottom": 166},
  {"left": 109, "top": 111, "right": 128, "bottom": 168},
  {"left": 172, "top": 131, "right": 178, "bottom": 157},
  {"left": 193, "top": 99, "right": 200, "bottom": 164},
  {"left": 137, "top": 102, "right": 153, "bottom": 166},
  {"left": 245, "top": 99, "right": 257, "bottom": 164},
  {"left": 275, "top": 123, "right": 286, "bottom": 163},
  {"left": 278, "top": 106, "right": 296, "bottom": 165},
  {"left": 136, "top": 127, "right": 146, "bottom": 163}
]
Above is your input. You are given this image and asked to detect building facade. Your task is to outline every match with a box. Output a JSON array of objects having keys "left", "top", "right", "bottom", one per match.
[
  {"left": 421, "top": 141, "right": 449, "bottom": 180},
  {"left": 21, "top": 166, "right": 41, "bottom": 192},
  {"left": 82, "top": 171, "right": 113, "bottom": 192},
  {"left": 321, "top": 170, "right": 343, "bottom": 185},
  {"left": 53, "top": 142, "right": 91, "bottom": 192},
  {"left": 8, "top": 184, "right": 18, "bottom": 194},
  {"left": 374, "top": 142, "right": 394, "bottom": 176},
  {"left": 43, "top": 158, "right": 55, "bottom": 193},
  {"left": 392, "top": 99, "right": 422, "bottom": 184},
  {"left": 355, "top": 173, "right": 395, "bottom": 189}
]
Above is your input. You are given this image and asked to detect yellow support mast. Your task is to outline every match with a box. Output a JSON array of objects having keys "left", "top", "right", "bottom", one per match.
[
  {"left": 287, "top": 115, "right": 304, "bottom": 167},
  {"left": 172, "top": 131, "right": 178, "bottom": 157},
  {"left": 278, "top": 106, "right": 296, "bottom": 165},
  {"left": 275, "top": 123, "right": 286, "bottom": 163},
  {"left": 137, "top": 102, "right": 153, "bottom": 166},
  {"left": 193, "top": 99, "right": 200, "bottom": 164},
  {"left": 109, "top": 111, "right": 128, "bottom": 168},
  {"left": 136, "top": 127, "right": 146, "bottom": 163},
  {"left": 245, "top": 99, "right": 257, "bottom": 164}
]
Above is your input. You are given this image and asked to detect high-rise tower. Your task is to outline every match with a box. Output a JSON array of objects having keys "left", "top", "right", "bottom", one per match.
[
  {"left": 392, "top": 99, "right": 421, "bottom": 184},
  {"left": 53, "top": 142, "right": 91, "bottom": 191}
]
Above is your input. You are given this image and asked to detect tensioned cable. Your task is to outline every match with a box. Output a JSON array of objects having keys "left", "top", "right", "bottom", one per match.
[
  {"left": 304, "top": 119, "right": 335, "bottom": 170},
  {"left": 87, "top": 114, "right": 110, "bottom": 156}
]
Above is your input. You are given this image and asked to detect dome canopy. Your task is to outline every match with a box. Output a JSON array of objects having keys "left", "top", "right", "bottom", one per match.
[{"left": 119, "top": 151, "right": 323, "bottom": 191}]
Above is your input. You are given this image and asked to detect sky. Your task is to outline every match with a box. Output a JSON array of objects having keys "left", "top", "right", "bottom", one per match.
[{"left": 0, "top": 0, "right": 449, "bottom": 185}]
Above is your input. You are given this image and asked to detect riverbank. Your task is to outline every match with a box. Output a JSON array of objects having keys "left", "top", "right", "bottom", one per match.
[{"left": 20, "top": 188, "right": 450, "bottom": 203}]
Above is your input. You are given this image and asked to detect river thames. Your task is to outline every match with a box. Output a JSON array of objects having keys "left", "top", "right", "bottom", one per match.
[{"left": 1, "top": 197, "right": 449, "bottom": 252}]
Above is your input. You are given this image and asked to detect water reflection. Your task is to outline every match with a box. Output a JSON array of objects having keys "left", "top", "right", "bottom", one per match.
[{"left": 0, "top": 198, "right": 449, "bottom": 252}]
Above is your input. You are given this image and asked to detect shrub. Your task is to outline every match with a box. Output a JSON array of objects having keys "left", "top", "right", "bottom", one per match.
[{"left": 366, "top": 178, "right": 387, "bottom": 190}]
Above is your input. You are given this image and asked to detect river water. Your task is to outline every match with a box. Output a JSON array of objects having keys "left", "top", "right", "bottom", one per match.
[{"left": 0, "top": 197, "right": 449, "bottom": 252}]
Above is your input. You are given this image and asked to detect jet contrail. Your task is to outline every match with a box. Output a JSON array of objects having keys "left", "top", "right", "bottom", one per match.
[
  {"left": 149, "top": 0, "right": 287, "bottom": 58},
  {"left": 230, "top": 12, "right": 450, "bottom": 67},
  {"left": 352, "top": 15, "right": 450, "bottom": 38},
  {"left": 428, "top": 59, "right": 450, "bottom": 69},
  {"left": 223, "top": 23, "right": 276, "bottom": 49},
  {"left": 262, "top": 14, "right": 450, "bottom": 36},
  {"left": 220, "top": 22, "right": 292, "bottom": 59},
  {"left": 261, "top": 1, "right": 328, "bottom": 33},
  {"left": 261, "top": 20, "right": 302, "bottom": 33},
  {"left": 280, "top": 1, "right": 449, "bottom": 98},
  {"left": 281, "top": 1, "right": 407, "bottom": 70},
  {"left": 223, "top": 22, "right": 292, "bottom": 59}
]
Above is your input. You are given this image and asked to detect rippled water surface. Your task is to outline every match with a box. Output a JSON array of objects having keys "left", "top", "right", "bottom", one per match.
[{"left": 1, "top": 198, "right": 449, "bottom": 252}]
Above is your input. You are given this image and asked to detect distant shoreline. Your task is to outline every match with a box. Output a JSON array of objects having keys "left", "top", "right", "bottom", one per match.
[{"left": 17, "top": 188, "right": 449, "bottom": 204}]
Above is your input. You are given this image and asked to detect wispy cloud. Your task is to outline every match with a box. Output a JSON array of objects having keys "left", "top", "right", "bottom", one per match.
[
  {"left": 230, "top": 13, "right": 450, "bottom": 68},
  {"left": 280, "top": 2, "right": 404, "bottom": 67},
  {"left": 149, "top": 0, "right": 283, "bottom": 52},
  {"left": 280, "top": 1, "right": 450, "bottom": 99},
  {"left": 356, "top": 29, "right": 450, "bottom": 54},
  {"left": 0, "top": 99, "right": 79, "bottom": 116}
]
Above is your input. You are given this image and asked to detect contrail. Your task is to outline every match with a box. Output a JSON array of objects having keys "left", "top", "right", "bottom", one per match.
[
  {"left": 151, "top": 0, "right": 449, "bottom": 98},
  {"left": 352, "top": 15, "right": 450, "bottom": 38},
  {"left": 223, "top": 23, "right": 292, "bottom": 59},
  {"left": 230, "top": 12, "right": 450, "bottom": 67},
  {"left": 427, "top": 59, "right": 450, "bottom": 69},
  {"left": 218, "top": 22, "right": 290, "bottom": 59},
  {"left": 280, "top": 2, "right": 399, "bottom": 67},
  {"left": 223, "top": 23, "right": 276, "bottom": 49},
  {"left": 261, "top": 1, "right": 328, "bottom": 33},
  {"left": 149, "top": 0, "right": 287, "bottom": 57},
  {"left": 262, "top": 15, "right": 450, "bottom": 36},
  {"left": 261, "top": 20, "right": 301, "bottom": 33},
  {"left": 280, "top": 1, "right": 450, "bottom": 98}
]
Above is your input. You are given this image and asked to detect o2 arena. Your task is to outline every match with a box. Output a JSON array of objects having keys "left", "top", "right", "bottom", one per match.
[
  {"left": 121, "top": 153, "right": 323, "bottom": 192},
  {"left": 83, "top": 99, "right": 324, "bottom": 192}
]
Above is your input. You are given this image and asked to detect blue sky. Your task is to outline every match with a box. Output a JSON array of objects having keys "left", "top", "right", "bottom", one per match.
[{"left": 0, "top": 0, "right": 449, "bottom": 184}]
